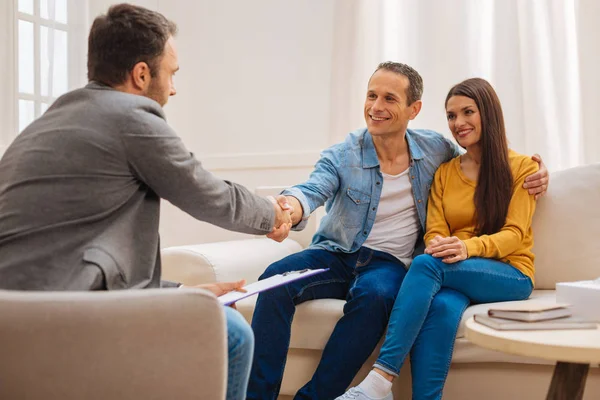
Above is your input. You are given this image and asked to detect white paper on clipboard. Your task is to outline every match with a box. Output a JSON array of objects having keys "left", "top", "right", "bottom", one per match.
[{"left": 218, "top": 268, "right": 329, "bottom": 305}]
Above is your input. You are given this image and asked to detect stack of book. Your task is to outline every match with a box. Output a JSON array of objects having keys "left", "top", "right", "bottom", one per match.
[{"left": 474, "top": 303, "right": 597, "bottom": 331}]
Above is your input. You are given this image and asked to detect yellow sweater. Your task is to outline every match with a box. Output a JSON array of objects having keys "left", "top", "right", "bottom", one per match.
[{"left": 424, "top": 150, "right": 538, "bottom": 283}]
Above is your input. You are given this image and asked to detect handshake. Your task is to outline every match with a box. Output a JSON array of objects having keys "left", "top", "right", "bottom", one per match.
[{"left": 266, "top": 195, "right": 297, "bottom": 242}]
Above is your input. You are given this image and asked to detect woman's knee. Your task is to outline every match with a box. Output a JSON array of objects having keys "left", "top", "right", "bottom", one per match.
[
  {"left": 429, "top": 289, "right": 469, "bottom": 323},
  {"left": 409, "top": 254, "right": 443, "bottom": 276},
  {"left": 412, "top": 254, "right": 438, "bottom": 267}
]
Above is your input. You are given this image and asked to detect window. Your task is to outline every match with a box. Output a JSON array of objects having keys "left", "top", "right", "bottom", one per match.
[
  {"left": 0, "top": 1, "right": 85, "bottom": 154},
  {"left": 17, "top": 0, "right": 70, "bottom": 133}
]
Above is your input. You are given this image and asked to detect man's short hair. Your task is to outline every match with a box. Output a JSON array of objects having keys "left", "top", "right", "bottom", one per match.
[
  {"left": 374, "top": 62, "right": 424, "bottom": 105},
  {"left": 87, "top": 3, "right": 178, "bottom": 86}
]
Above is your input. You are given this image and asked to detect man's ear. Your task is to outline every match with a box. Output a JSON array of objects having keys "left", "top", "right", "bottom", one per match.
[
  {"left": 409, "top": 100, "right": 423, "bottom": 120},
  {"left": 131, "top": 61, "right": 151, "bottom": 91}
]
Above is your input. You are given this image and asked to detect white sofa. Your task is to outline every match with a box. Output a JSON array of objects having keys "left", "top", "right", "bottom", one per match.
[{"left": 162, "top": 163, "right": 600, "bottom": 399}]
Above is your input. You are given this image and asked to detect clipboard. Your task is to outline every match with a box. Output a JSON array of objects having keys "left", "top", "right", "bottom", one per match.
[{"left": 218, "top": 268, "right": 329, "bottom": 305}]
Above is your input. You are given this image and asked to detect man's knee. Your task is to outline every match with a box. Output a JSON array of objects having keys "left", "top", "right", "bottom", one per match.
[
  {"left": 253, "top": 260, "right": 301, "bottom": 310},
  {"left": 350, "top": 278, "right": 402, "bottom": 315},
  {"left": 259, "top": 253, "right": 300, "bottom": 281},
  {"left": 225, "top": 307, "right": 254, "bottom": 354}
]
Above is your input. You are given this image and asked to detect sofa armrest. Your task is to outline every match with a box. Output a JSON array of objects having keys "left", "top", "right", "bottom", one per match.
[{"left": 161, "top": 238, "right": 303, "bottom": 286}]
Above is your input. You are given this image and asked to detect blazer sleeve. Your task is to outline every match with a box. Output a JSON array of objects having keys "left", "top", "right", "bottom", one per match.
[{"left": 120, "top": 103, "right": 275, "bottom": 235}]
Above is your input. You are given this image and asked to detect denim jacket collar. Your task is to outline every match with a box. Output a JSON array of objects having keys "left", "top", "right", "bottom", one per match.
[
  {"left": 361, "top": 132, "right": 379, "bottom": 169},
  {"left": 405, "top": 129, "right": 426, "bottom": 161},
  {"left": 362, "top": 129, "right": 425, "bottom": 169}
]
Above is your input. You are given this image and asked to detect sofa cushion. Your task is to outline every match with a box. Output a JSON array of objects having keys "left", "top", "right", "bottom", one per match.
[
  {"left": 238, "top": 289, "right": 558, "bottom": 353},
  {"left": 531, "top": 163, "right": 600, "bottom": 289},
  {"left": 238, "top": 296, "right": 343, "bottom": 350}
]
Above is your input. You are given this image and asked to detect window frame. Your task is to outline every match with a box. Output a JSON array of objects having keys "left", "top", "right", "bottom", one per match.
[
  {"left": 16, "top": 0, "right": 72, "bottom": 133},
  {"left": 0, "top": 0, "right": 88, "bottom": 152}
]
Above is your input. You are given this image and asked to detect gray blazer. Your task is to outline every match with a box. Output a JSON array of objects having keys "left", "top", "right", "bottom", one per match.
[{"left": 0, "top": 82, "right": 274, "bottom": 290}]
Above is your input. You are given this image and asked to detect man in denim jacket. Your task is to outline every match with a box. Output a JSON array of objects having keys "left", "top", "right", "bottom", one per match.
[{"left": 247, "top": 62, "right": 549, "bottom": 400}]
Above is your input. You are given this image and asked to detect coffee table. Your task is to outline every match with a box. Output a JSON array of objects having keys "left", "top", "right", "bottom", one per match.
[{"left": 465, "top": 317, "right": 600, "bottom": 400}]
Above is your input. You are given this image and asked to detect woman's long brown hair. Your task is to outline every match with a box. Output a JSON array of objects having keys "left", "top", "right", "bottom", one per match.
[{"left": 445, "top": 78, "right": 513, "bottom": 235}]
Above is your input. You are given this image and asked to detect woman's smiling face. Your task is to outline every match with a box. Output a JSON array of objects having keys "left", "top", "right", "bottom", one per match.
[{"left": 445, "top": 95, "right": 482, "bottom": 149}]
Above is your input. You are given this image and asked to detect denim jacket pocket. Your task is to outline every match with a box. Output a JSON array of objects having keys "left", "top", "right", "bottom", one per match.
[
  {"left": 342, "top": 187, "right": 371, "bottom": 228},
  {"left": 83, "top": 247, "right": 128, "bottom": 290}
]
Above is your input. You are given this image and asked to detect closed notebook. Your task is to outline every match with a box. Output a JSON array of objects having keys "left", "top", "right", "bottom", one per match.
[
  {"left": 474, "top": 314, "right": 597, "bottom": 331},
  {"left": 487, "top": 303, "right": 571, "bottom": 322}
]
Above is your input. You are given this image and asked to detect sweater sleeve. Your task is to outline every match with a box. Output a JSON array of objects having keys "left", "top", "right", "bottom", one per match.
[
  {"left": 463, "top": 158, "right": 538, "bottom": 258},
  {"left": 424, "top": 163, "right": 451, "bottom": 245}
]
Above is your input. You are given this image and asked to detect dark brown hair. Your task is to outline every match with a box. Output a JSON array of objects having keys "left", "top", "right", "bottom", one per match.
[
  {"left": 374, "top": 62, "right": 424, "bottom": 105},
  {"left": 445, "top": 78, "right": 513, "bottom": 235},
  {"left": 87, "top": 3, "right": 178, "bottom": 86}
]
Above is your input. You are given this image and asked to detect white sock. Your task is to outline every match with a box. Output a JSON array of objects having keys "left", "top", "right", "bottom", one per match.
[{"left": 357, "top": 370, "right": 393, "bottom": 398}]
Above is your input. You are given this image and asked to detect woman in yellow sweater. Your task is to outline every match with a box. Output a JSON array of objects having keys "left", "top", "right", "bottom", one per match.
[{"left": 337, "top": 78, "right": 537, "bottom": 400}]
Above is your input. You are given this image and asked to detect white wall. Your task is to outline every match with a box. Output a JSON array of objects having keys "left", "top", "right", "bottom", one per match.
[{"left": 88, "top": 1, "right": 336, "bottom": 247}]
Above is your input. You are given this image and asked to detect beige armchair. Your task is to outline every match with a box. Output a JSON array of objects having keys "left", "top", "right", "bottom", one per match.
[{"left": 0, "top": 288, "right": 227, "bottom": 400}]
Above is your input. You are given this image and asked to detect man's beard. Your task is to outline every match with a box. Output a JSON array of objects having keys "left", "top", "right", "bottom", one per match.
[{"left": 145, "top": 79, "right": 167, "bottom": 107}]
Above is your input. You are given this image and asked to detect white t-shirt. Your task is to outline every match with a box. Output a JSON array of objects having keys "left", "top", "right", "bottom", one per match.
[{"left": 363, "top": 169, "right": 420, "bottom": 266}]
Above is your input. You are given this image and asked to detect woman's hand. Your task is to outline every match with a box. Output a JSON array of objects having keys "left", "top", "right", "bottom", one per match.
[{"left": 425, "top": 235, "right": 468, "bottom": 264}]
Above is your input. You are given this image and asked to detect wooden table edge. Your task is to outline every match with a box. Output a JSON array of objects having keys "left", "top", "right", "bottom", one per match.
[{"left": 464, "top": 317, "right": 600, "bottom": 365}]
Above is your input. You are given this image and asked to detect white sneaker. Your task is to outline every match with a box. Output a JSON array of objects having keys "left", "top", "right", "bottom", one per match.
[{"left": 335, "top": 386, "right": 394, "bottom": 400}]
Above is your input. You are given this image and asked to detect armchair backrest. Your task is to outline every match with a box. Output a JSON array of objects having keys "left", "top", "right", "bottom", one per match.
[{"left": 0, "top": 289, "right": 226, "bottom": 400}]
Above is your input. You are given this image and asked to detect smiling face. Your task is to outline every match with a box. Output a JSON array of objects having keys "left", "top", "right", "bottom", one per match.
[
  {"left": 364, "top": 69, "right": 420, "bottom": 138},
  {"left": 445, "top": 95, "right": 482, "bottom": 149}
]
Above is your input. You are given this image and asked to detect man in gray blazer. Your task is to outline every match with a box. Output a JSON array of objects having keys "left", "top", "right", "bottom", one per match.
[{"left": 0, "top": 4, "right": 289, "bottom": 400}]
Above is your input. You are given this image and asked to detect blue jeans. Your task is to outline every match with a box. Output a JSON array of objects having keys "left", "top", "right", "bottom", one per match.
[
  {"left": 247, "top": 247, "right": 407, "bottom": 400},
  {"left": 374, "top": 254, "right": 533, "bottom": 400},
  {"left": 224, "top": 306, "right": 254, "bottom": 400}
]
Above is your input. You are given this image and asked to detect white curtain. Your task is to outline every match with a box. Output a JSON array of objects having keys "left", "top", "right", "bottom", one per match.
[{"left": 329, "top": 0, "right": 600, "bottom": 171}]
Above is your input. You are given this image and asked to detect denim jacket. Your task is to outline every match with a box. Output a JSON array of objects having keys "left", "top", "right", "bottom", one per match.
[{"left": 283, "top": 128, "right": 460, "bottom": 254}]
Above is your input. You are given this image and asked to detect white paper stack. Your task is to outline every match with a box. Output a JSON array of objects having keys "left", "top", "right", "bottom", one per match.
[{"left": 556, "top": 279, "right": 600, "bottom": 322}]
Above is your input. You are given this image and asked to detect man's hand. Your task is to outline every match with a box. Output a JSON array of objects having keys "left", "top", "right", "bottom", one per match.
[
  {"left": 266, "top": 195, "right": 293, "bottom": 242},
  {"left": 524, "top": 154, "right": 549, "bottom": 200},
  {"left": 187, "top": 279, "right": 247, "bottom": 297},
  {"left": 281, "top": 195, "right": 303, "bottom": 226},
  {"left": 425, "top": 235, "right": 467, "bottom": 264},
  {"left": 182, "top": 279, "right": 247, "bottom": 309}
]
